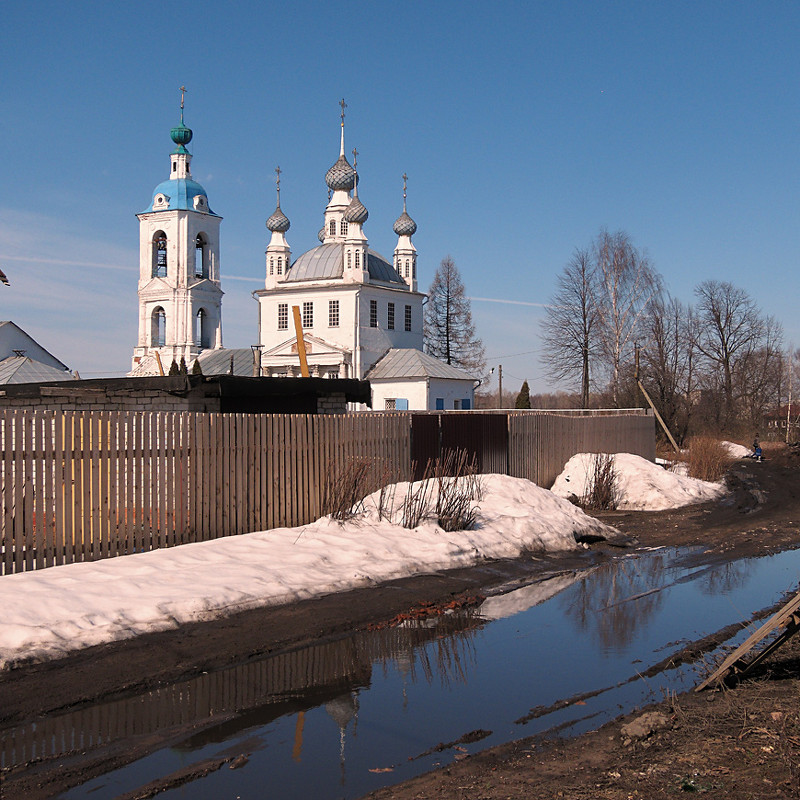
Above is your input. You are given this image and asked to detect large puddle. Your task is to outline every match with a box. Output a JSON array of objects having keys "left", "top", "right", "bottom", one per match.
[{"left": 5, "top": 545, "right": 800, "bottom": 799}]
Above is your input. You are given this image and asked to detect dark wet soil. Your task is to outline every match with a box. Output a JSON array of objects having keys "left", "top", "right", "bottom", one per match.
[{"left": 3, "top": 445, "right": 800, "bottom": 799}]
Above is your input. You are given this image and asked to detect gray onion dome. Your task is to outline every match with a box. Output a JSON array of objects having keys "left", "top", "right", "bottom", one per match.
[
  {"left": 318, "top": 227, "right": 326, "bottom": 242},
  {"left": 344, "top": 196, "right": 369, "bottom": 224},
  {"left": 266, "top": 205, "right": 290, "bottom": 233},
  {"left": 393, "top": 210, "right": 417, "bottom": 236},
  {"left": 325, "top": 155, "right": 356, "bottom": 191}
]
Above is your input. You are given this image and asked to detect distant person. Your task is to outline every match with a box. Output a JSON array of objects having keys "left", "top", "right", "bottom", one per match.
[{"left": 752, "top": 435, "right": 762, "bottom": 462}]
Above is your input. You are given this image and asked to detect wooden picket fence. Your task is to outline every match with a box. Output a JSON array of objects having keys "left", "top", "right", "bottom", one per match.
[{"left": 0, "top": 408, "right": 653, "bottom": 575}]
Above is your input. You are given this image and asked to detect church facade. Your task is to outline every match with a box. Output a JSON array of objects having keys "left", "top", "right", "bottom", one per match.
[
  {"left": 131, "top": 99, "right": 475, "bottom": 410},
  {"left": 130, "top": 100, "right": 223, "bottom": 375}
]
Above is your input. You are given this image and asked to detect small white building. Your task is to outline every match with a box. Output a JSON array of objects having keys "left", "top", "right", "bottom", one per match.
[
  {"left": 130, "top": 100, "right": 223, "bottom": 375},
  {"left": 253, "top": 106, "right": 475, "bottom": 410}
]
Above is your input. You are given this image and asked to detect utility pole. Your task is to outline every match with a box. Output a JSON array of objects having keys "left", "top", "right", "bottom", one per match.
[{"left": 497, "top": 364, "right": 503, "bottom": 409}]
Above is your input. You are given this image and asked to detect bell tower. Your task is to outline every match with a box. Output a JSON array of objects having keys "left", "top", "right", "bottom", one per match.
[{"left": 131, "top": 88, "right": 223, "bottom": 374}]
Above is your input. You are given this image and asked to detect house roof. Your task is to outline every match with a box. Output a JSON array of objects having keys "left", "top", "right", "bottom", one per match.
[
  {"left": 196, "top": 348, "right": 259, "bottom": 377},
  {"left": 0, "top": 356, "right": 73, "bottom": 385},
  {"left": 285, "top": 243, "right": 406, "bottom": 286},
  {"left": 365, "top": 349, "right": 476, "bottom": 382}
]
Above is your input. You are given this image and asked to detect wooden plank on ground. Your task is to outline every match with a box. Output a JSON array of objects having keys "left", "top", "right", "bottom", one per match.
[{"left": 696, "top": 589, "right": 800, "bottom": 691}]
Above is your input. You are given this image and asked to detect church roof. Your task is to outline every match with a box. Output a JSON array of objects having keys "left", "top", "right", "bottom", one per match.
[
  {"left": 366, "top": 349, "right": 476, "bottom": 381},
  {"left": 284, "top": 243, "right": 406, "bottom": 285},
  {"left": 0, "top": 355, "right": 72, "bottom": 385},
  {"left": 143, "top": 178, "right": 218, "bottom": 215}
]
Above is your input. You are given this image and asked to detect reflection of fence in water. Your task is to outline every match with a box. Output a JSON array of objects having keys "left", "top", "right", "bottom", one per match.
[{"left": 0, "top": 609, "right": 483, "bottom": 772}]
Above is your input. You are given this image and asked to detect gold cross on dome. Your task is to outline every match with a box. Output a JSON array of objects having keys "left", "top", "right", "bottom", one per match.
[{"left": 339, "top": 98, "right": 347, "bottom": 124}]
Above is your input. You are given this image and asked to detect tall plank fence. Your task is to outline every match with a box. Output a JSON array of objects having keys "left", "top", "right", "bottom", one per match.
[{"left": 0, "top": 409, "right": 652, "bottom": 575}]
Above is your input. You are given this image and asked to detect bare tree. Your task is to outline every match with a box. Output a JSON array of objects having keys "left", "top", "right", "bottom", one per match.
[
  {"left": 424, "top": 256, "right": 486, "bottom": 377},
  {"left": 540, "top": 248, "right": 598, "bottom": 408},
  {"left": 592, "top": 230, "right": 662, "bottom": 406},
  {"left": 693, "top": 280, "right": 782, "bottom": 429},
  {"left": 639, "top": 293, "right": 696, "bottom": 442}
]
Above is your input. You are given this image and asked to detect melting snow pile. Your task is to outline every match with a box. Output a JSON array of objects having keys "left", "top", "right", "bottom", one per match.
[
  {"left": 551, "top": 452, "right": 727, "bottom": 511},
  {"left": 722, "top": 441, "right": 751, "bottom": 459},
  {"left": 0, "top": 474, "right": 620, "bottom": 669}
]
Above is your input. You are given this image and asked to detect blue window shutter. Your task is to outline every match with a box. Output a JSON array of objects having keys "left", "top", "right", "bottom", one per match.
[
  {"left": 462, "top": 399, "right": 471, "bottom": 410},
  {"left": 435, "top": 398, "right": 445, "bottom": 410}
]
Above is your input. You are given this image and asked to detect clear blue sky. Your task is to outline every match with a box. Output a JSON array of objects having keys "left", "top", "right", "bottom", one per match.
[{"left": 1, "top": 1, "right": 797, "bottom": 393}]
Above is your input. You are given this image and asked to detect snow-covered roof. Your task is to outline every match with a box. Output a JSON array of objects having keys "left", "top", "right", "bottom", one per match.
[
  {"left": 0, "top": 355, "right": 72, "bottom": 385},
  {"left": 366, "top": 348, "right": 475, "bottom": 382}
]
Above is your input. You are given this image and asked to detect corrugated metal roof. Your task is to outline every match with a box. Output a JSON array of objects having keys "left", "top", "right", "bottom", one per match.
[
  {"left": 0, "top": 356, "right": 72, "bottom": 384},
  {"left": 365, "top": 349, "right": 476, "bottom": 381},
  {"left": 195, "top": 348, "right": 257, "bottom": 376}
]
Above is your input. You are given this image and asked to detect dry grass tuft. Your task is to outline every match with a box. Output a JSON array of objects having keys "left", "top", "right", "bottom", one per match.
[
  {"left": 582, "top": 453, "right": 619, "bottom": 510},
  {"left": 684, "top": 436, "right": 734, "bottom": 482}
]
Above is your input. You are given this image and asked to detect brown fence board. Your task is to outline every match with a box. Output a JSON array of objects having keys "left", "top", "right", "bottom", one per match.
[{"left": 0, "top": 408, "right": 653, "bottom": 574}]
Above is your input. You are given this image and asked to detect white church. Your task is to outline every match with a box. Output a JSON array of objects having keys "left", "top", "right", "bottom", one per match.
[{"left": 131, "top": 99, "right": 475, "bottom": 411}]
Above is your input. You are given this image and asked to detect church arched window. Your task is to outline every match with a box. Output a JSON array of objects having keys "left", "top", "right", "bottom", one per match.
[
  {"left": 347, "top": 251, "right": 352, "bottom": 269},
  {"left": 195, "top": 308, "right": 210, "bottom": 348},
  {"left": 329, "top": 219, "right": 336, "bottom": 236},
  {"left": 277, "top": 257, "right": 282, "bottom": 275},
  {"left": 151, "top": 307, "right": 166, "bottom": 347},
  {"left": 269, "top": 257, "right": 274, "bottom": 276},
  {"left": 355, "top": 250, "right": 361, "bottom": 268},
  {"left": 412, "top": 260, "right": 416, "bottom": 279},
  {"left": 405, "top": 259, "right": 410, "bottom": 277},
  {"left": 340, "top": 220, "right": 348, "bottom": 236},
  {"left": 195, "top": 235, "right": 207, "bottom": 278},
  {"left": 152, "top": 232, "right": 167, "bottom": 278}
]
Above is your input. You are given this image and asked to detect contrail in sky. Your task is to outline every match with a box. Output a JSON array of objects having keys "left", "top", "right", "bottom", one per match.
[{"left": 469, "top": 296, "right": 551, "bottom": 309}]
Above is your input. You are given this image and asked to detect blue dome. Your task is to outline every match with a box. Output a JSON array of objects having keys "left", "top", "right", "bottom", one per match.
[{"left": 143, "top": 178, "right": 218, "bottom": 215}]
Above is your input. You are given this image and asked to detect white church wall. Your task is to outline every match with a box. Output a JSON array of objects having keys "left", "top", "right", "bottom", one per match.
[
  {"left": 370, "top": 378, "right": 429, "bottom": 411},
  {"left": 427, "top": 377, "right": 475, "bottom": 410}
]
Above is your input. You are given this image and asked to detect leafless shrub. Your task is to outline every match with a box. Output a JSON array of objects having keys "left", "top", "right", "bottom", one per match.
[
  {"left": 684, "top": 436, "right": 733, "bottom": 482},
  {"left": 376, "top": 462, "right": 399, "bottom": 521},
  {"left": 400, "top": 466, "right": 432, "bottom": 529},
  {"left": 583, "top": 453, "right": 618, "bottom": 510},
  {"left": 322, "top": 459, "right": 372, "bottom": 521},
  {"left": 437, "top": 490, "right": 479, "bottom": 532}
]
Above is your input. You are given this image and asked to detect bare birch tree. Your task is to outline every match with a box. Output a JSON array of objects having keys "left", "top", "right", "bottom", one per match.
[
  {"left": 540, "top": 248, "right": 598, "bottom": 408},
  {"left": 592, "top": 230, "right": 662, "bottom": 406},
  {"left": 424, "top": 256, "right": 486, "bottom": 377}
]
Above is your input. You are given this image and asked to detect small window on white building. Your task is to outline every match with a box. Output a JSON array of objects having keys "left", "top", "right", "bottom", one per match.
[
  {"left": 385, "top": 398, "right": 396, "bottom": 410},
  {"left": 302, "top": 301, "right": 313, "bottom": 328},
  {"left": 387, "top": 302, "right": 395, "bottom": 330},
  {"left": 369, "top": 299, "right": 378, "bottom": 328},
  {"left": 153, "top": 232, "right": 168, "bottom": 278},
  {"left": 151, "top": 306, "right": 166, "bottom": 347},
  {"left": 269, "top": 257, "right": 274, "bottom": 276},
  {"left": 195, "top": 235, "right": 207, "bottom": 278},
  {"left": 355, "top": 250, "right": 361, "bottom": 268},
  {"left": 277, "top": 257, "right": 283, "bottom": 275},
  {"left": 340, "top": 220, "right": 348, "bottom": 236},
  {"left": 278, "top": 303, "right": 288, "bottom": 330},
  {"left": 405, "top": 304, "right": 412, "bottom": 332},
  {"left": 329, "top": 299, "right": 339, "bottom": 327},
  {"left": 329, "top": 219, "right": 336, "bottom": 236}
]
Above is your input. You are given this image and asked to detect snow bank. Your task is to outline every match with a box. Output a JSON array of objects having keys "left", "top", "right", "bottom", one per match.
[
  {"left": 551, "top": 452, "right": 726, "bottom": 511},
  {"left": 0, "top": 474, "right": 619, "bottom": 670},
  {"left": 722, "top": 441, "right": 751, "bottom": 459}
]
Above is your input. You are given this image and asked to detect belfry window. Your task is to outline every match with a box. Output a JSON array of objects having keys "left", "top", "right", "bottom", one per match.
[
  {"left": 269, "top": 258, "right": 274, "bottom": 276},
  {"left": 405, "top": 259, "right": 410, "bottom": 278},
  {"left": 329, "top": 219, "right": 336, "bottom": 236},
  {"left": 347, "top": 251, "right": 352, "bottom": 269},
  {"left": 195, "top": 235, "right": 207, "bottom": 278},
  {"left": 195, "top": 308, "right": 210, "bottom": 348},
  {"left": 153, "top": 232, "right": 167, "bottom": 278},
  {"left": 277, "top": 257, "right": 283, "bottom": 275},
  {"left": 355, "top": 250, "right": 361, "bottom": 269},
  {"left": 340, "top": 220, "right": 348, "bottom": 236},
  {"left": 151, "top": 307, "right": 166, "bottom": 347}
]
